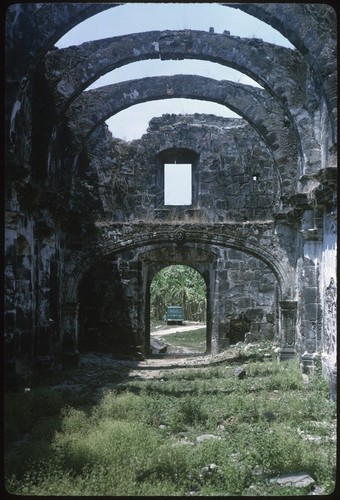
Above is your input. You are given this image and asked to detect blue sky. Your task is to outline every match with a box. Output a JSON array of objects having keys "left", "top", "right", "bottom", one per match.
[{"left": 56, "top": 3, "right": 294, "bottom": 141}]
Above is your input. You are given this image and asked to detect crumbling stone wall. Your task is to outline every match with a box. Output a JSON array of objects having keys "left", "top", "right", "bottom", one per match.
[
  {"left": 68, "top": 74, "right": 298, "bottom": 189},
  {"left": 216, "top": 248, "right": 277, "bottom": 346},
  {"left": 80, "top": 114, "right": 280, "bottom": 223},
  {"left": 78, "top": 256, "right": 139, "bottom": 355},
  {"left": 4, "top": 4, "right": 337, "bottom": 396}
]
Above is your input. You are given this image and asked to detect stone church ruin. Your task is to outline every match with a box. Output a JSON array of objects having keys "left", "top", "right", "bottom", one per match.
[{"left": 4, "top": 4, "right": 337, "bottom": 396}]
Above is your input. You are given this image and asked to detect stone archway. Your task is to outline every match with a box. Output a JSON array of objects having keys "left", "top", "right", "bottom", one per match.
[
  {"left": 46, "top": 28, "right": 322, "bottom": 174},
  {"left": 149, "top": 264, "right": 208, "bottom": 356},
  {"left": 77, "top": 258, "right": 137, "bottom": 355},
  {"left": 139, "top": 245, "right": 215, "bottom": 357},
  {"left": 63, "top": 224, "right": 292, "bottom": 358}
]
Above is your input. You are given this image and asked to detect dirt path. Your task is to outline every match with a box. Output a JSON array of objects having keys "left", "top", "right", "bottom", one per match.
[
  {"left": 151, "top": 321, "right": 206, "bottom": 336},
  {"left": 78, "top": 348, "right": 238, "bottom": 384},
  {"left": 54, "top": 324, "right": 236, "bottom": 392},
  {"left": 129, "top": 351, "right": 234, "bottom": 378}
]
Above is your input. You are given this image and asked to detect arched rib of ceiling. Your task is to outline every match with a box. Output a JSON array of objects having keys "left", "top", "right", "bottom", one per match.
[
  {"left": 8, "top": 1, "right": 335, "bottom": 134},
  {"left": 227, "top": 2, "right": 336, "bottom": 139},
  {"left": 46, "top": 30, "right": 306, "bottom": 118},
  {"left": 7, "top": 4, "right": 331, "bottom": 176},
  {"left": 10, "top": 2, "right": 333, "bottom": 91},
  {"left": 69, "top": 76, "right": 285, "bottom": 142},
  {"left": 66, "top": 74, "right": 299, "bottom": 193},
  {"left": 45, "top": 30, "right": 319, "bottom": 173}
]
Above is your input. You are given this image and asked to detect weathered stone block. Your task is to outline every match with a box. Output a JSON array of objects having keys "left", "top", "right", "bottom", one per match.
[
  {"left": 302, "top": 287, "right": 318, "bottom": 303},
  {"left": 234, "top": 367, "right": 246, "bottom": 379},
  {"left": 302, "top": 267, "right": 318, "bottom": 286},
  {"left": 304, "top": 303, "right": 321, "bottom": 320},
  {"left": 258, "top": 282, "right": 275, "bottom": 293},
  {"left": 244, "top": 308, "right": 264, "bottom": 321},
  {"left": 223, "top": 261, "right": 240, "bottom": 269}
]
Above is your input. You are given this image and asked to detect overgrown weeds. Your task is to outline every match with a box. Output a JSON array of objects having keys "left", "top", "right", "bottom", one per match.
[{"left": 5, "top": 347, "right": 336, "bottom": 496}]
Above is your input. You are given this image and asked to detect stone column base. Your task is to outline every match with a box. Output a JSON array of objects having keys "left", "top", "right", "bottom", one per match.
[
  {"left": 277, "top": 348, "right": 296, "bottom": 362},
  {"left": 300, "top": 352, "right": 319, "bottom": 375}
]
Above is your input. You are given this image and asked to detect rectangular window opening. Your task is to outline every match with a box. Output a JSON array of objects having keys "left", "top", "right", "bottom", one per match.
[{"left": 164, "top": 163, "right": 192, "bottom": 206}]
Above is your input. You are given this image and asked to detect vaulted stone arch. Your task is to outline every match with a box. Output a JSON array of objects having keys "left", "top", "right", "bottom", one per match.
[
  {"left": 7, "top": 3, "right": 335, "bottom": 172},
  {"left": 45, "top": 30, "right": 305, "bottom": 114},
  {"left": 7, "top": 3, "right": 335, "bottom": 115},
  {"left": 45, "top": 29, "right": 318, "bottom": 172},
  {"left": 228, "top": 3, "right": 337, "bottom": 136},
  {"left": 68, "top": 77, "right": 285, "bottom": 142},
  {"left": 66, "top": 74, "right": 299, "bottom": 188},
  {"left": 63, "top": 223, "right": 295, "bottom": 305}
]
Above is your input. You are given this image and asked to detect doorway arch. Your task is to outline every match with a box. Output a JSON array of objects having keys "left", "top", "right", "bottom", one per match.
[
  {"left": 64, "top": 224, "right": 293, "bottom": 359},
  {"left": 150, "top": 264, "right": 208, "bottom": 355},
  {"left": 140, "top": 244, "right": 216, "bottom": 357}
]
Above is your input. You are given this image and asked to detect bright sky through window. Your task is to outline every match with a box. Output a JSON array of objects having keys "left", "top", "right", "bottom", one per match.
[{"left": 164, "top": 164, "right": 192, "bottom": 206}]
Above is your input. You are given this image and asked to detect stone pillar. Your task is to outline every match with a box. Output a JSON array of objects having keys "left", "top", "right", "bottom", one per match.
[
  {"left": 329, "top": 367, "right": 337, "bottom": 402},
  {"left": 34, "top": 234, "right": 57, "bottom": 357},
  {"left": 320, "top": 211, "right": 337, "bottom": 399},
  {"left": 210, "top": 260, "right": 220, "bottom": 355},
  {"left": 298, "top": 208, "right": 323, "bottom": 372},
  {"left": 117, "top": 257, "right": 142, "bottom": 357},
  {"left": 205, "top": 265, "right": 214, "bottom": 354},
  {"left": 61, "top": 302, "right": 80, "bottom": 367},
  {"left": 278, "top": 300, "right": 297, "bottom": 361}
]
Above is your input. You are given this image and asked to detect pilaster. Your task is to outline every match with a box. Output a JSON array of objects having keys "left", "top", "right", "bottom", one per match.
[{"left": 277, "top": 300, "right": 297, "bottom": 361}]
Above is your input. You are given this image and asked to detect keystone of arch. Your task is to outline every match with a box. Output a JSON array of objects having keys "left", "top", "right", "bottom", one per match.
[{"left": 63, "top": 226, "right": 296, "bottom": 305}]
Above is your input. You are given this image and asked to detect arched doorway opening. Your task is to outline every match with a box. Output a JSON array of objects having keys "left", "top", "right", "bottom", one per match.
[
  {"left": 149, "top": 265, "right": 207, "bottom": 356},
  {"left": 77, "top": 259, "right": 136, "bottom": 356}
]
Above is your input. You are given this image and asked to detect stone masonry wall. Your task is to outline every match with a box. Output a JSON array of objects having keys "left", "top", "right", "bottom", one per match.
[
  {"left": 81, "top": 115, "right": 279, "bottom": 223},
  {"left": 216, "top": 247, "right": 277, "bottom": 347},
  {"left": 76, "top": 240, "right": 277, "bottom": 356}
]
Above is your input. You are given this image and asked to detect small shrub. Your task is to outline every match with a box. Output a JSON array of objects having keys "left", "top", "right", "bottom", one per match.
[
  {"left": 92, "top": 389, "right": 146, "bottom": 422},
  {"left": 262, "top": 359, "right": 304, "bottom": 391},
  {"left": 58, "top": 406, "right": 91, "bottom": 435},
  {"left": 168, "top": 396, "right": 207, "bottom": 432}
]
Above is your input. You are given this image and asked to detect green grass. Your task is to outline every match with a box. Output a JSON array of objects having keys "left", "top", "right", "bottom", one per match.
[
  {"left": 4, "top": 346, "right": 336, "bottom": 496},
  {"left": 162, "top": 327, "right": 206, "bottom": 352}
]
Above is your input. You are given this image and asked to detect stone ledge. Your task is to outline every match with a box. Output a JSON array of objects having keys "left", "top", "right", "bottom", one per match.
[{"left": 269, "top": 472, "right": 315, "bottom": 489}]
